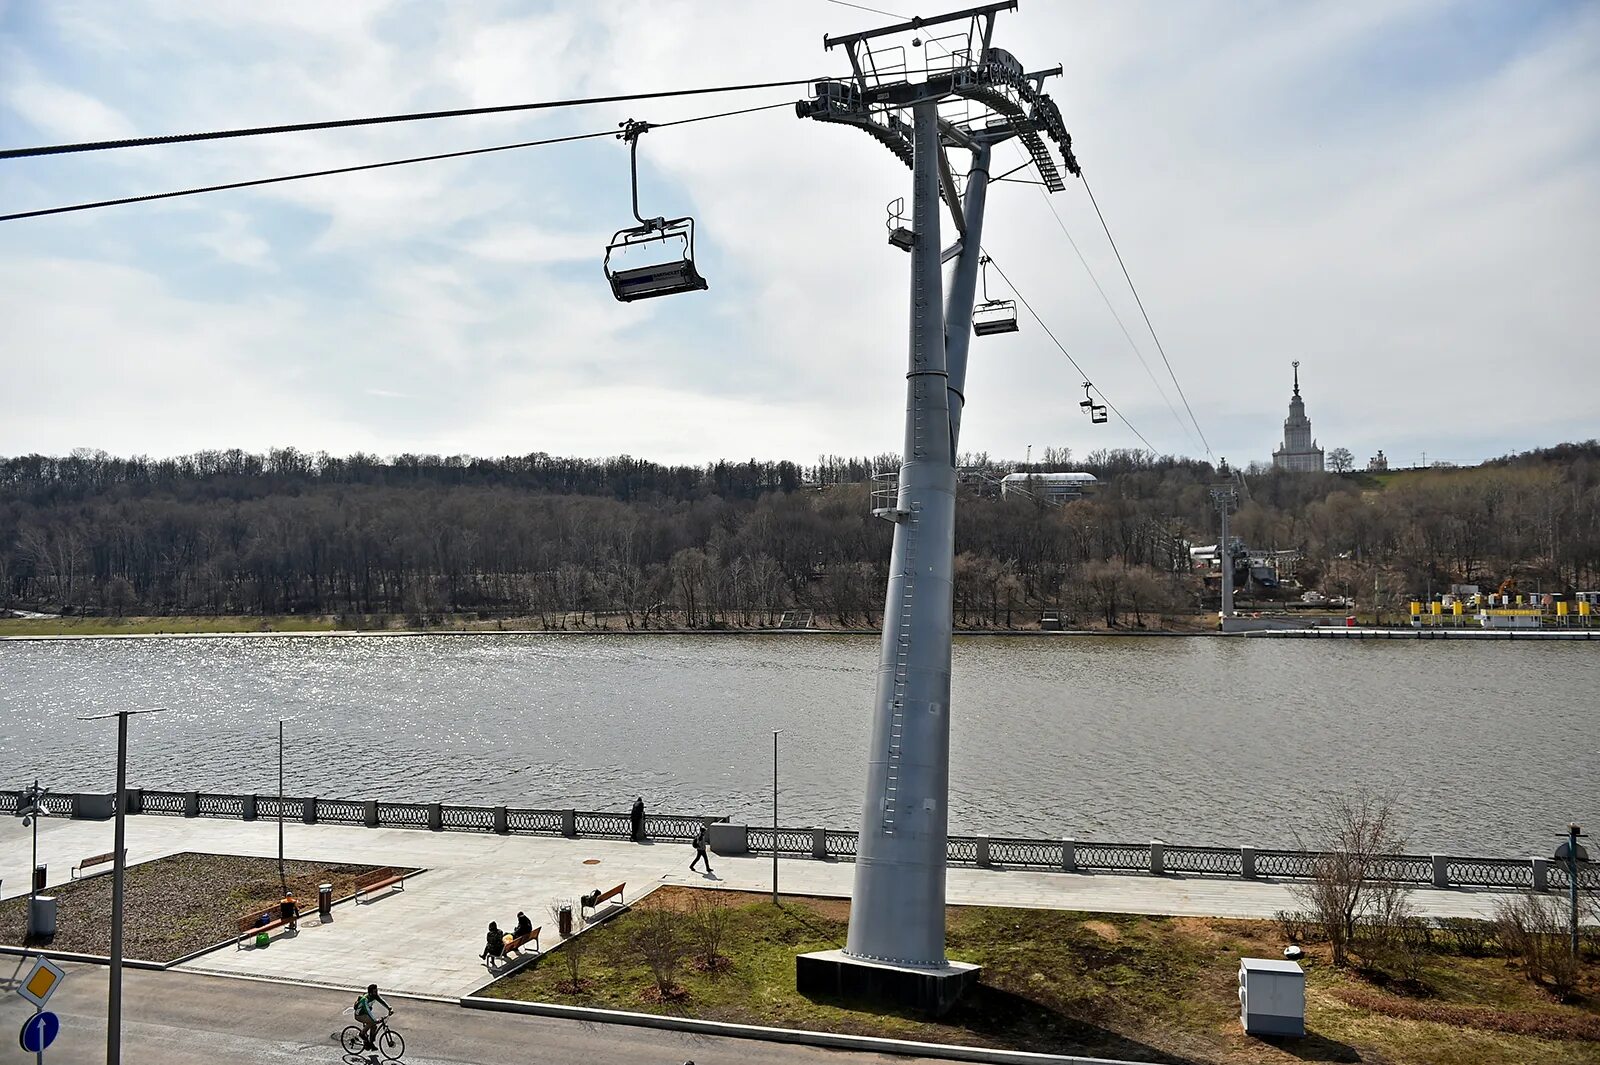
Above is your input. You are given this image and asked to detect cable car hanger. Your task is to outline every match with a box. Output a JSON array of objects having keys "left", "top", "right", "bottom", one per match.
[
  {"left": 1079, "top": 381, "right": 1107, "bottom": 424},
  {"left": 972, "top": 253, "right": 1018, "bottom": 336},
  {"left": 603, "top": 118, "right": 709, "bottom": 303}
]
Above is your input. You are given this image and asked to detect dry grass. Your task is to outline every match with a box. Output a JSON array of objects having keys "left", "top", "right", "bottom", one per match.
[
  {"left": 0, "top": 851, "right": 404, "bottom": 962},
  {"left": 482, "top": 888, "right": 1600, "bottom": 1065}
]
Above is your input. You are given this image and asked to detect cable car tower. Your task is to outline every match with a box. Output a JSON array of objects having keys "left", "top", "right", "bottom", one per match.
[{"left": 794, "top": 1, "right": 1079, "bottom": 1013}]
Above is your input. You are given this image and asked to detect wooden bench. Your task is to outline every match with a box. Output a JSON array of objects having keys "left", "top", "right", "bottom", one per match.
[
  {"left": 487, "top": 926, "right": 542, "bottom": 967},
  {"left": 71, "top": 850, "right": 124, "bottom": 880},
  {"left": 580, "top": 882, "right": 625, "bottom": 921},
  {"left": 354, "top": 867, "right": 406, "bottom": 903},
  {"left": 237, "top": 908, "right": 291, "bottom": 949}
]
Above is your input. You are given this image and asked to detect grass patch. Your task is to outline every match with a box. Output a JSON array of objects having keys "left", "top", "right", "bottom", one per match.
[
  {"left": 0, "top": 851, "right": 406, "bottom": 962},
  {"left": 482, "top": 888, "right": 1600, "bottom": 1065},
  {"left": 0, "top": 615, "right": 340, "bottom": 636}
]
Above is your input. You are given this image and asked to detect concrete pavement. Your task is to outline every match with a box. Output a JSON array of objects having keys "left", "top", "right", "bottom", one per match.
[{"left": 2, "top": 813, "right": 1507, "bottom": 999}]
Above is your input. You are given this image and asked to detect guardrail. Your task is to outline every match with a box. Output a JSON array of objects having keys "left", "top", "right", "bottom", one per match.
[{"left": 3, "top": 785, "right": 1592, "bottom": 892}]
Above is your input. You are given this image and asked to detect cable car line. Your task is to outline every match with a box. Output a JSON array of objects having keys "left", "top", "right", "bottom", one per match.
[
  {"left": 0, "top": 77, "right": 827, "bottom": 161},
  {"left": 0, "top": 99, "right": 796, "bottom": 224},
  {"left": 1078, "top": 171, "right": 1213, "bottom": 458},
  {"left": 1027, "top": 174, "right": 1199, "bottom": 453},
  {"left": 982, "top": 252, "right": 1161, "bottom": 456}
]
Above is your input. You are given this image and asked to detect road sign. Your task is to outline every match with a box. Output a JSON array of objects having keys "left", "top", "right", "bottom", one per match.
[
  {"left": 17, "top": 958, "right": 66, "bottom": 1008},
  {"left": 19, "top": 1011, "right": 59, "bottom": 1053}
]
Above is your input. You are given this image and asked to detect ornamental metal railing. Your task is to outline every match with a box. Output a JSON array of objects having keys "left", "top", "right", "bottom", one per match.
[
  {"left": 1445, "top": 856, "right": 1533, "bottom": 889},
  {"left": 140, "top": 790, "right": 187, "bottom": 815},
  {"left": 316, "top": 799, "right": 366, "bottom": 824},
  {"left": 0, "top": 786, "right": 1587, "bottom": 893},
  {"left": 574, "top": 812, "right": 631, "bottom": 838},
  {"left": 1166, "top": 845, "right": 1244, "bottom": 877},
  {"left": 376, "top": 802, "right": 429, "bottom": 828},
  {"left": 197, "top": 793, "right": 246, "bottom": 818},
  {"left": 507, "top": 809, "right": 564, "bottom": 835},
  {"left": 441, "top": 805, "right": 496, "bottom": 832}
]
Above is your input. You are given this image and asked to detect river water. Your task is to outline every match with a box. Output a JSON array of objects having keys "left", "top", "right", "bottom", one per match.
[{"left": 0, "top": 633, "right": 1594, "bottom": 854}]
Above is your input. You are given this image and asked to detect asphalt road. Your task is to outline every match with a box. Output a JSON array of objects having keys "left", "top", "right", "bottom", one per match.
[{"left": 0, "top": 960, "right": 939, "bottom": 1065}]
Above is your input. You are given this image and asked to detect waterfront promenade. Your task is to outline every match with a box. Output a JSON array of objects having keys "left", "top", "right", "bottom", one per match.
[{"left": 3, "top": 813, "right": 1508, "bottom": 998}]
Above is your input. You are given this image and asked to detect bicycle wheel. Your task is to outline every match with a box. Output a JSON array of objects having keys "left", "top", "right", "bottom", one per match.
[
  {"left": 340, "top": 1025, "right": 367, "bottom": 1055},
  {"left": 378, "top": 1026, "right": 405, "bottom": 1061}
]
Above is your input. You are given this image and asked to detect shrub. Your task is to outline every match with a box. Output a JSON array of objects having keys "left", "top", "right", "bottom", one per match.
[
  {"left": 632, "top": 903, "right": 687, "bottom": 997},
  {"left": 1435, "top": 917, "right": 1494, "bottom": 957},
  {"left": 1274, "top": 909, "right": 1323, "bottom": 944},
  {"left": 688, "top": 894, "right": 732, "bottom": 976},
  {"left": 1494, "top": 891, "right": 1580, "bottom": 1000},
  {"left": 1290, "top": 794, "right": 1412, "bottom": 967},
  {"left": 548, "top": 897, "right": 586, "bottom": 992}
]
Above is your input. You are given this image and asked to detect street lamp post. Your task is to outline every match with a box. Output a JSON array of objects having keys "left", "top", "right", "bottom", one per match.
[
  {"left": 768, "top": 725, "right": 780, "bottom": 901},
  {"left": 18, "top": 780, "right": 50, "bottom": 941},
  {"left": 278, "top": 720, "right": 285, "bottom": 891},
  {"left": 78, "top": 706, "right": 165, "bottom": 1065}
]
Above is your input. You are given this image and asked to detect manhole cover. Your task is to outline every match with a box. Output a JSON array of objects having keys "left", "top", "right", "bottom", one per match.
[{"left": 582, "top": 859, "right": 601, "bottom": 865}]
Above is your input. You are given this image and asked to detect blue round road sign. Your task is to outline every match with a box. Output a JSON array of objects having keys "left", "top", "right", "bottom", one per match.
[{"left": 20, "top": 1011, "right": 59, "bottom": 1053}]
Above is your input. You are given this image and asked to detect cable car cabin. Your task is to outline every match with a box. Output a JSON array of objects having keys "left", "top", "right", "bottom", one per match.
[
  {"left": 604, "top": 217, "right": 708, "bottom": 302},
  {"left": 972, "top": 299, "right": 1018, "bottom": 335}
]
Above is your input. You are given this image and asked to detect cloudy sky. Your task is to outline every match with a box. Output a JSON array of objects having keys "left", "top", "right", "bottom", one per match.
[{"left": 3, "top": 0, "right": 1595, "bottom": 470}]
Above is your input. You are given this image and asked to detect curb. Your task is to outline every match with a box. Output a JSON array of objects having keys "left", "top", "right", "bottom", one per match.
[
  {"left": 0, "top": 944, "right": 165, "bottom": 970},
  {"left": 458, "top": 995, "right": 1147, "bottom": 1064}
]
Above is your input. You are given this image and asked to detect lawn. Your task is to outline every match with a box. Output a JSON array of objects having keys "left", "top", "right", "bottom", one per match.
[
  {"left": 482, "top": 888, "right": 1600, "bottom": 1065},
  {"left": 0, "top": 851, "right": 406, "bottom": 962}
]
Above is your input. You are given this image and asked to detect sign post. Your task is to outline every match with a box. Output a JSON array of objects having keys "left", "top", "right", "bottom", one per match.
[{"left": 16, "top": 956, "right": 67, "bottom": 1064}]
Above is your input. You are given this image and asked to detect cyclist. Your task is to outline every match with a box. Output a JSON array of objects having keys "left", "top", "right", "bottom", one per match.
[{"left": 353, "top": 983, "right": 392, "bottom": 1052}]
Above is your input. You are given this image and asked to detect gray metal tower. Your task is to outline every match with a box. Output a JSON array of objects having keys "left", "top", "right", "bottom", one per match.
[{"left": 794, "top": 2, "right": 1079, "bottom": 1013}]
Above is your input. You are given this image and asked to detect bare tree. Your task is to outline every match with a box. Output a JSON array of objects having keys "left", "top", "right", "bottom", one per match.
[
  {"left": 1291, "top": 794, "right": 1410, "bottom": 966},
  {"left": 631, "top": 902, "right": 686, "bottom": 998},
  {"left": 1327, "top": 447, "right": 1354, "bottom": 473},
  {"left": 688, "top": 893, "right": 732, "bottom": 977}
]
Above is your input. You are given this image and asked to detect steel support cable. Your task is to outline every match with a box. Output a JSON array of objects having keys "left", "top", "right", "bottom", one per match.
[
  {"left": 1021, "top": 156, "right": 1198, "bottom": 453},
  {"left": 1079, "top": 171, "right": 1213, "bottom": 458},
  {"left": 0, "top": 100, "right": 796, "bottom": 223},
  {"left": 0, "top": 78, "right": 829, "bottom": 161},
  {"left": 982, "top": 252, "right": 1161, "bottom": 456}
]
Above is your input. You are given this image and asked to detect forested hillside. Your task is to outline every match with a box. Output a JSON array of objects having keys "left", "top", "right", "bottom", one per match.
[{"left": 2, "top": 443, "right": 1597, "bottom": 628}]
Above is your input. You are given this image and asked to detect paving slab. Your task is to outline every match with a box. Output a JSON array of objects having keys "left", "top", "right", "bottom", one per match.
[{"left": 1, "top": 814, "right": 1507, "bottom": 997}]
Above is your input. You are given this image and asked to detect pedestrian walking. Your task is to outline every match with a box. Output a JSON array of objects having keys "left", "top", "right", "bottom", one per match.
[
  {"left": 689, "top": 824, "right": 714, "bottom": 874},
  {"left": 630, "top": 795, "right": 646, "bottom": 842}
]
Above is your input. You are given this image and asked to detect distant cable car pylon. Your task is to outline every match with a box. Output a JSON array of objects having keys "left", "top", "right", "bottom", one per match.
[{"left": 603, "top": 119, "right": 709, "bottom": 302}]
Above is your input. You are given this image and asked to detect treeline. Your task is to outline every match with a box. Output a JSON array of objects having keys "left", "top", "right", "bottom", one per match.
[{"left": 3, "top": 443, "right": 1598, "bottom": 628}]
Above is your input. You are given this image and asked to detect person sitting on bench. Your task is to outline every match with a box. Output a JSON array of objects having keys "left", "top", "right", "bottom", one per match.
[
  {"left": 513, "top": 911, "right": 533, "bottom": 939},
  {"left": 279, "top": 892, "right": 299, "bottom": 932},
  {"left": 480, "top": 921, "right": 505, "bottom": 961}
]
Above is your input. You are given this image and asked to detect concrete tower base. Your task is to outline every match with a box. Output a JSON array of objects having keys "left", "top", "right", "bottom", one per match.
[{"left": 796, "top": 950, "right": 980, "bottom": 1016}]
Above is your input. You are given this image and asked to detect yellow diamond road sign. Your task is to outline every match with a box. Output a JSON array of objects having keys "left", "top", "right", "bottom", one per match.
[{"left": 18, "top": 957, "right": 66, "bottom": 1008}]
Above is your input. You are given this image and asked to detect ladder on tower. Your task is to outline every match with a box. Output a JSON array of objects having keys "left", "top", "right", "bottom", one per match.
[{"left": 882, "top": 502, "right": 919, "bottom": 836}]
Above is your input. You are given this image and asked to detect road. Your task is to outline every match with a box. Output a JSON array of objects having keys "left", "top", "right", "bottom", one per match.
[{"left": 0, "top": 960, "right": 944, "bottom": 1065}]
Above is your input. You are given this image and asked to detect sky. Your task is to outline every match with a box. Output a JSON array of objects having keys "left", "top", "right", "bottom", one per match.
[{"left": 2, "top": 0, "right": 1596, "bottom": 470}]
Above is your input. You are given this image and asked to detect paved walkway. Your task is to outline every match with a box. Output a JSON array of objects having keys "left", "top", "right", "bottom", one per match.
[{"left": 3, "top": 814, "right": 1506, "bottom": 997}]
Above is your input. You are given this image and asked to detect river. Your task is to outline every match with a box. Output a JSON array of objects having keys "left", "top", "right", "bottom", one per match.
[{"left": 1, "top": 633, "right": 1594, "bottom": 854}]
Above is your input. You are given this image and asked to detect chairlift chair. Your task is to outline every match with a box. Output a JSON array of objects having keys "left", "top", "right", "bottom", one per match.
[
  {"left": 972, "top": 255, "right": 1019, "bottom": 335},
  {"left": 1080, "top": 381, "right": 1108, "bottom": 424},
  {"left": 604, "top": 120, "right": 708, "bottom": 303}
]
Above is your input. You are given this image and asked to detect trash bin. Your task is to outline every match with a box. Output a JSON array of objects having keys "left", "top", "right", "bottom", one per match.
[
  {"left": 558, "top": 904, "right": 573, "bottom": 939},
  {"left": 29, "top": 896, "right": 57, "bottom": 938},
  {"left": 33, "top": 865, "right": 46, "bottom": 893},
  {"left": 318, "top": 883, "right": 333, "bottom": 919}
]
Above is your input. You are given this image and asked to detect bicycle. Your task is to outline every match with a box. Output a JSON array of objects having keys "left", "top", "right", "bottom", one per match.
[{"left": 339, "top": 1008, "right": 405, "bottom": 1062}]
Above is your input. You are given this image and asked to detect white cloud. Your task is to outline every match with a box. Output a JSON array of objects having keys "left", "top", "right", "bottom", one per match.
[{"left": 1, "top": 0, "right": 1596, "bottom": 468}]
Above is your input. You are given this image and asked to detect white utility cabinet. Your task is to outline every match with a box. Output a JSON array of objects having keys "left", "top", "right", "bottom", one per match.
[{"left": 1238, "top": 957, "right": 1304, "bottom": 1037}]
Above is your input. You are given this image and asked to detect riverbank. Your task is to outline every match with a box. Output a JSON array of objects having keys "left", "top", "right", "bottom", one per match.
[{"left": 0, "top": 611, "right": 1306, "bottom": 640}]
